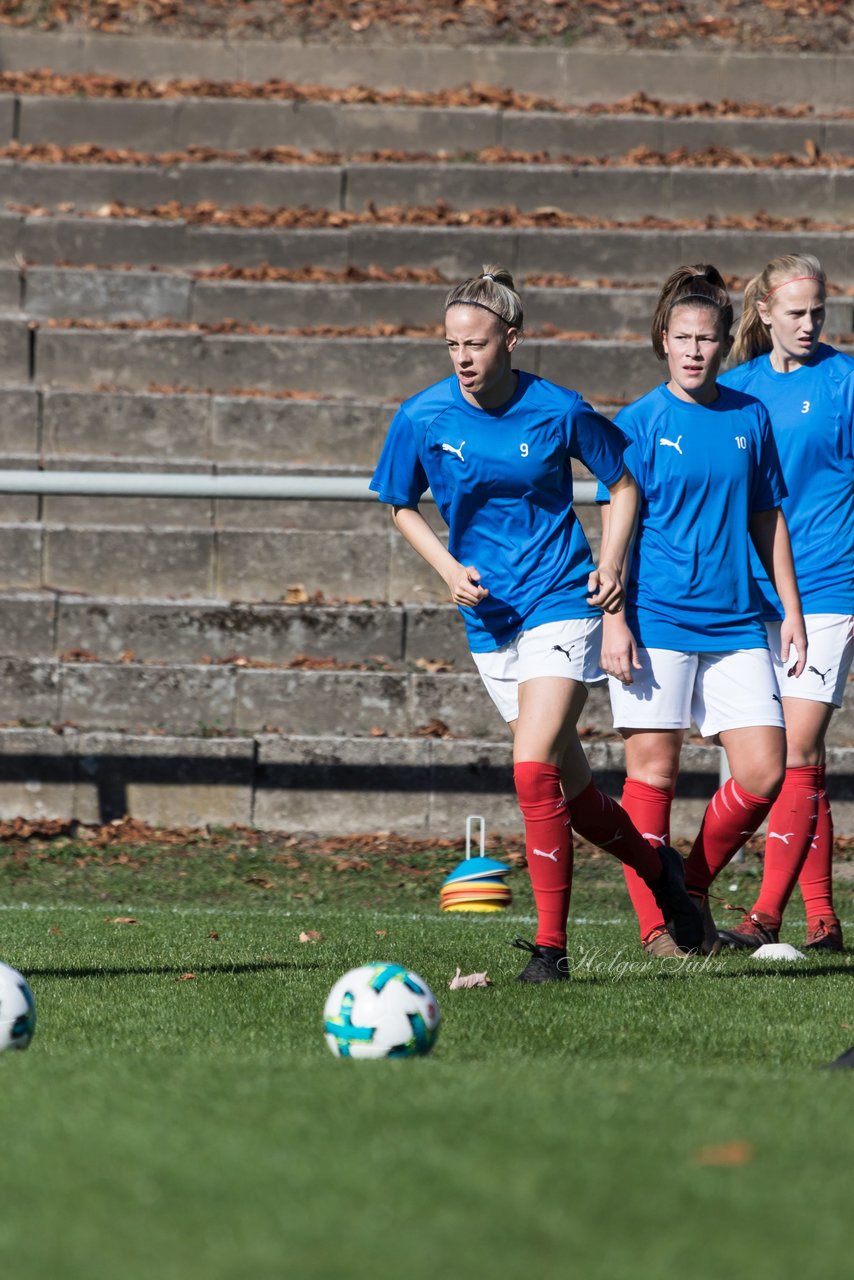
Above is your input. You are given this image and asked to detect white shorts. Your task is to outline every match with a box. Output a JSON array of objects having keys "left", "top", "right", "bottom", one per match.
[
  {"left": 608, "top": 646, "right": 785, "bottom": 737},
  {"left": 766, "top": 613, "right": 854, "bottom": 709},
  {"left": 471, "top": 617, "right": 604, "bottom": 723}
]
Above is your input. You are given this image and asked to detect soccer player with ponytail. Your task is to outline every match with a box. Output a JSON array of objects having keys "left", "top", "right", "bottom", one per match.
[
  {"left": 371, "top": 264, "right": 702, "bottom": 981},
  {"left": 598, "top": 264, "right": 807, "bottom": 957},
  {"left": 714, "top": 253, "right": 854, "bottom": 951}
]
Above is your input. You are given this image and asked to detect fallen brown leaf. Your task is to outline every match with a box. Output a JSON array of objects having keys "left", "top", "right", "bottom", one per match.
[
  {"left": 694, "top": 1141, "right": 755, "bottom": 1167},
  {"left": 449, "top": 967, "right": 492, "bottom": 989}
]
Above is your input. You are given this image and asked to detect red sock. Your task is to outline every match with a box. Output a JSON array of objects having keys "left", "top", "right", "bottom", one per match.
[
  {"left": 619, "top": 778, "right": 673, "bottom": 943},
  {"left": 568, "top": 780, "right": 662, "bottom": 882},
  {"left": 514, "top": 761, "right": 572, "bottom": 950},
  {"left": 798, "top": 766, "right": 838, "bottom": 926},
  {"left": 683, "top": 777, "right": 774, "bottom": 894},
  {"left": 751, "top": 766, "right": 821, "bottom": 927}
]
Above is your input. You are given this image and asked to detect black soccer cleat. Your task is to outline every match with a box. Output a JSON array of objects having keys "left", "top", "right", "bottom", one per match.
[
  {"left": 716, "top": 911, "right": 779, "bottom": 950},
  {"left": 648, "top": 847, "right": 704, "bottom": 953},
  {"left": 510, "top": 936, "right": 570, "bottom": 983},
  {"left": 824, "top": 1044, "right": 854, "bottom": 1070}
]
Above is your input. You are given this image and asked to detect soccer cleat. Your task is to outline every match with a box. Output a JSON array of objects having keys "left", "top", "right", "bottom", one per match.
[
  {"left": 716, "top": 911, "right": 779, "bottom": 950},
  {"left": 648, "top": 846, "right": 704, "bottom": 953},
  {"left": 824, "top": 1044, "right": 854, "bottom": 1069},
  {"left": 642, "top": 928, "right": 692, "bottom": 959},
  {"left": 510, "top": 936, "right": 570, "bottom": 983},
  {"left": 688, "top": 889, "right": 722, "bottom": 956},
  {"left": 804, "top": 918, "right": 844, "bottom": 952}
]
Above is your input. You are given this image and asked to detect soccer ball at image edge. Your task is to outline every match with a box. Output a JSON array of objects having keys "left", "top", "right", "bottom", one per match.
[
  {"left": 0, "top": 961, "right": 36, "bottom": 1051},
  {"left": 323, "top": 963, "right": 440, "bottom": 1059}
]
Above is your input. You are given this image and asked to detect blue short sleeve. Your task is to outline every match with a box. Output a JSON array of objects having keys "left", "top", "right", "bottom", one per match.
[
  {"left": 750, "top": 408, "right": 787, "bottom": 513},
  {"left": 370, "top": 407, "right": 429, "bottom": 507},
  {"left": 594, "top": 412, "right": 640, "bottom": 503},
  {"left": 843, "top": 368, "right": 854, "bottom": 460},
  {"left": 570, "top": 402, "right": 627, "bottom": 490}
]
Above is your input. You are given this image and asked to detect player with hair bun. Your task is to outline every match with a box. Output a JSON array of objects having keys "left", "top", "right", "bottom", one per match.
[
  {"left": 598, "top": 264, "right": 807, "bottom": 957},
  {"left": 713, "top": 253, "right": 854, "bottom": 952},
  {"left": 371, "top": 264, "right": 702, "bottom": 982}
]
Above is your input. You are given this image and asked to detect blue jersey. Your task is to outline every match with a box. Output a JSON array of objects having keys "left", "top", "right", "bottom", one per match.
[
  {"left": 599, "top": 383, "right": 785, "bottom": 652},
  {"left": 720, "top": 344, "right": 854, "bottom": 620},
  {"left": 370, "top": 371, "right": 626, "bottom": 652}
]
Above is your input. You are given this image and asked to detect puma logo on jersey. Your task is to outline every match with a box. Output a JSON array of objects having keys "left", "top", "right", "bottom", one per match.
[
  {"left": 532, "top": 847, "right": 559, "bottom": 863},
  {"left": 642, "top": 833, "right": 667, "bottom": 846},
  {"left": 809, "top": 665, "right": 831, "bottom": 685},
  {"left": 772, "top": 693, "right": 782, "bottom": 704},
  {"left": 441, "top": 441, "right": 465, "bottom": 462},
  {"left": 768, "top": 831, "right": 794, "bottom": 845},
  {"left": 659, "top": 434, "right": 683, "bottom": 455}
]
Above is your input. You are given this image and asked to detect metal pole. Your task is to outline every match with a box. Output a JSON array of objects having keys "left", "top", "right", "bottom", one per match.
[{"left": 0, "top": 471, "right": 600, "bottom": 503}]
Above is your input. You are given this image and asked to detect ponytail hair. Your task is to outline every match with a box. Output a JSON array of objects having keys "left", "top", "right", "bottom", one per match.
[
  {"left": 444, "top": 263, "right": 524, "bottom": 331},
  {"left": 730, "top": 252, "right": 827, "bottom": 365},
  {"left": 650, "top": 263, "right": 733, "bottom": 359}
]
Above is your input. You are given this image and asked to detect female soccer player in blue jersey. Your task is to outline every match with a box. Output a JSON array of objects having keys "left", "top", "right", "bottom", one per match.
[
  {"left": 712, "top": 253, "right": 854, "bottom": 951},
  {"left": 598, "top": 264, "right": 807, "bottom": 957},
  {"left": 371, "top": 264, "right": 702, "bottom": 981}
]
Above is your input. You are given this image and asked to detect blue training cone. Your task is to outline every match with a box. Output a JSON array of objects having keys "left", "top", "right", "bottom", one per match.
[{"left": 440, "top": 815, "right": 512, "bottom": 912}]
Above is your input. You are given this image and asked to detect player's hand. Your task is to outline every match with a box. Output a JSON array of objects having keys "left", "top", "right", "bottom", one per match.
[
  {"left": 587, "top": 564, "right": 625, "bottom": 614},
  {"left": 599, "top": 614, "right": 641, "bottom": 684},
  {"left": 780, "top": 611, "right": 808, "bottom": 678},
  {"left": 446, "top": 563, "right": 489, "bottom": 608}
]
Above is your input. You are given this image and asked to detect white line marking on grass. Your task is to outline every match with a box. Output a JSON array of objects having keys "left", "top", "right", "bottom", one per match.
[{"left": 0, "top": 902, "right": 631, "bottom": 927}]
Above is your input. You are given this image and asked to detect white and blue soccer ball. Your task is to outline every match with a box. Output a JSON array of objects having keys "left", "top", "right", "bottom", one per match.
[
  {"left": 0, "top": 961, "right": 35, "bottom": 1051},
  {"left": 323, "top": 963, "right": 440, "bottom": 1059}
]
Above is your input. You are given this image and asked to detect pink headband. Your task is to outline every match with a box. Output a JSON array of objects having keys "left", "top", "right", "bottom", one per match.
[{"left": 763, "top": 275, "right": 823, "bottom": 300}]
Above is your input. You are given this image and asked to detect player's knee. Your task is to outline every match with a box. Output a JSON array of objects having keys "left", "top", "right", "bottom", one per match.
[
  {"left": 734, "top": 759, "right": 785, "bottom": 800},
  {"left": 641, "top": 764, "right": 679, "bottom": 793},
  {"left": 785, "top": 740, "right": 823, "bottom": 769}
]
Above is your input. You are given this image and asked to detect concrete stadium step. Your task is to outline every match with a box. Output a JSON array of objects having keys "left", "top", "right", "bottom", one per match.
[
  {"left": 0, "top": 593, "right": 471, "bottom": 666},
  {"left": 2, "top": 723, "right": 853, "bottom": 836},
  {"left": 13, "top": 324, "right": 854, "bottom": 403},
  {"left": 0, "top": 386, "right": 403, "bottom": 469},
  {"left": 12, "top": 267, "right": 854, "bottom": 335},
  {"left": 5, "top": 160, "right": 854, "bottom": 220},
  {"left": 0, "top": 510, "right": 602, "bottom": 601},
  {"left": 6, "top": 92, "right": 852, "bottom": 157},
  {"left": 1, "top": 30, "right": 851, "bottom": 112},
  {"left": 2, "top": 652, "right": 852, "bottom": 745},
  {"left": 0, "top": 655, "right": 510, "bottom": 737},
  {"left": 10, "top": 324, "right": 665, "bottom": 403},
  {"left": 7, "top": 214, "right": 854, "bottom": 281}
]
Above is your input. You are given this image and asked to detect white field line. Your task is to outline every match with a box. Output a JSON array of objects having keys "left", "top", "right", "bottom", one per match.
[
  {"left": 1, "top": 902, "right": 849, "bottom": 929},
  {"left": 0, "top": 901, "right": 629, "bottom": 927}
]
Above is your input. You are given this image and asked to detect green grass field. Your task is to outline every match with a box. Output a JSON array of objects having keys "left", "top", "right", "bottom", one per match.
[{"left": 0, "top": 828, "right": 852, "bottom": 1280}]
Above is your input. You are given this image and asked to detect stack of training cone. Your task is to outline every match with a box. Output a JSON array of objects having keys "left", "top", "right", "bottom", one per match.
[{"left": 440, "top": 815, "right": 512, "bottom": 913}]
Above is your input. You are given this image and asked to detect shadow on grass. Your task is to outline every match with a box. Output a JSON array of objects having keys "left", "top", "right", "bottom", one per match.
[
  {"left": 706, "top": 963, "right": 850, "bottom": 980},
  {"left": 22, "top": 960, "right": 321, "bottom": 979}
]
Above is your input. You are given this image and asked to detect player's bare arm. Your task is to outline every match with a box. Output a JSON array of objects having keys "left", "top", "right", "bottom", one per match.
[
  {"left": 587, "top": 467, "right": 638, "bottom": 613},
  {"left": 749, "top": 507, "right": 807, "bottom": 676},
  {"left": 392, "top": 505, "right": 488, "bottom": 607},
  {"left": 598, "top": 496, "right": 642, "bottom": 683}
]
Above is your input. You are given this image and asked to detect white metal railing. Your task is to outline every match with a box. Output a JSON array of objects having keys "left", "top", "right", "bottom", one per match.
[{"left": 0, "top": 471, "right": 596, "bottom": 503}]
